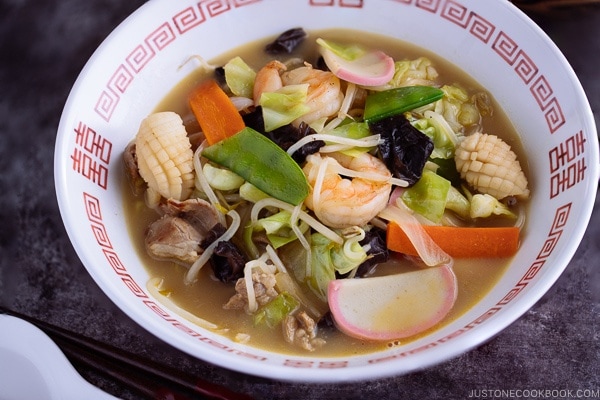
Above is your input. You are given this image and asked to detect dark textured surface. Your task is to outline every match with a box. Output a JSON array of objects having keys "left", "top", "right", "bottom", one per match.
[{"left": 1, "top": 1, "right": 599, "bottom": 399}]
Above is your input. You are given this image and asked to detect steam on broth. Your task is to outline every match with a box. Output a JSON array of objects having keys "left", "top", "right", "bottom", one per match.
[{"left": 122, "top": 29, "right": 529, "bottom": 356}]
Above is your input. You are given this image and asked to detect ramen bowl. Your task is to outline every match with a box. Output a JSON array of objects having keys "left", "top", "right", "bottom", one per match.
[{"left": 54, "top": 0, "right": 598, "bottom": 382}]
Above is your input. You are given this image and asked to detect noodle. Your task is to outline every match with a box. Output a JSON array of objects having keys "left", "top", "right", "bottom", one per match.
[
  {"left": 250, "top": 197, "right": 343, "bottom": 244},
  {"left": 193, "top": 144, "right": 226, "bottom": 226},
  {"left": 286, "top": 133, "right": 382, "bottom": 157},
  {"left": 147, "top": 278, "right": 221, "bottom": 331}
]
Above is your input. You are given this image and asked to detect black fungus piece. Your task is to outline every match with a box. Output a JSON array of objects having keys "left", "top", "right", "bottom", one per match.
[
  {"left": 317, "top": 312, "right": 336, "bottom": 331},
  {"left": 355, "top": 228, "right": 389, "bottom": 278},
  {"left": 199, "top": 223, "right": 226, "bottom": 249},
  {"left": 370, "top": 114, "right": 434, "bottom": 186},
  {"left": 315, "top": 56, "right": 329, "bottom": 72},
  {"left": 430, "top": 157, "right": 462, "bottom": 188},
  {"left": 288, "top": 122, "right": 326, "bottom": 164},
  {"left": 265, "top": 28, "right": 307, "bottom": 54},
  {"left": 291, "top": 138, "right": 325, "bottom": 165},
  {"left": 214, "top": 66, "right": 227, "bottom": 87},
  {"left": 211, "top": 241, "right": 246, "bottom": 283},
  {"left": 241, "top": 106, "right": 265, "bottom": 132},
  {"left": 242, "top": 107, "right": 324, "bottom": 163},
  {"left": 335, "top": 228, "right": 389, "bottom": 279}
]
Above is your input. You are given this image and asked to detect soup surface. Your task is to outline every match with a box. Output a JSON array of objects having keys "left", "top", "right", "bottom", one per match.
[{"left": 123, "top": 29, "right": 529, "bottom": 357}]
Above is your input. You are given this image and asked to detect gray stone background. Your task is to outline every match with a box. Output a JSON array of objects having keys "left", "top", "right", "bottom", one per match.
[{"left": 1, "top": 1, "right": 598, "bottom": 399}]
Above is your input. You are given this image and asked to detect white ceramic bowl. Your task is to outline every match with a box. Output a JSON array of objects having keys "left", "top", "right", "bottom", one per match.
[{"left": 54, "top": 0, "right": 599, "bottom": 382}]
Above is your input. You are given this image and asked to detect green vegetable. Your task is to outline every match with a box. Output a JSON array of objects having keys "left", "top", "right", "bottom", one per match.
[
  {"left": 364, "top": 86, "right": 444, "bottom": 123},
  {"left": 202, "top": 163, "right": 244, "bottom": 191},
  {"left": 387, "top": 57, "right": 437, "bottom": 88},
  {"left": 435, "top": 85, "right": 490, "bottom": 133},
  {"left": 329, "top": 120, "right": 374, "bottom": 156},
  {"left": 445, "top": 185, "right": 470, "bottom": 219},
  {"left": 253, "top": 209, "right": 309, "bottom": 249},
  {"left": 401, "top": 169, "right": 450, "bottom": 223},
  {"left": 306, "top": 233, "right": 337, "bottom": 301},
  {"left": 306, "top": 232, "right": 368, "bottom": 301},
  {"left": 330, "top": 237, "right": 368, "bottom": 275},
  {"left": 316, "top": 38, "right": 366, "bottom": 61},
  {"left": 239, "top": 181, "right": 269, "bottom": 203},
  {"left": 429, "top": 157, "right": 462, "bottom": 187},
  {"left": 259, "top": 84, "right": 311, "bottom": 132},
  {"left": 202, "top": 127, "right": 309, "bottom": 205},
  {"left": 254, "top": 292, "right": 299, "bottom": 328},
  {"left": 223, "top": 56, "right": 256, "bottom": 98},
  {"left": 411, "top": 111, "right": 459, "bottom": 159},
  {"left": 469, "top": 193, "right": 516, "bottom": 219},
  {"left": 330, "top": 120, "right": 370, "bottom": 139}
]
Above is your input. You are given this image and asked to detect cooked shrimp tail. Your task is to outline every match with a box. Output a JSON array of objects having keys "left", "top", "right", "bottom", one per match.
[
  {"left": 253, "top": 60, "right": 287, "bottom": 105},
  {"left": 281, "top": 64, "right": 344, "bottom": 126},
  {"left": 303, "top": 152, "right": 392, "bottom": 228}
]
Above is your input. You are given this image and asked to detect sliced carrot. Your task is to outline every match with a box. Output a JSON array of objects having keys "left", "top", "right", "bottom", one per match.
[
  {"left": 188, "top": 79, "right": 245, "bottom": 145},
  {"left": 387, "top": 222, "right": 520, "bottom": 258}
]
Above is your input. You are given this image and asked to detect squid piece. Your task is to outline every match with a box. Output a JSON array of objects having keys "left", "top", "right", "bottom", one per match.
[
  {"left": 454, "top": 132, "right": 529, "bottom": 200},
  {"left": 135, "top": 112, "right": 195, "bottom": 201}
]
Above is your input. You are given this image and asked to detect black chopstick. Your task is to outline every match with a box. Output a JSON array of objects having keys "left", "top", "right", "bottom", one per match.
[
  {"left": 0, "top": 306, "right": 254, "bottom": 400},
  {"left": 512, "top": 0, "right": 600, "bottom": 11}
]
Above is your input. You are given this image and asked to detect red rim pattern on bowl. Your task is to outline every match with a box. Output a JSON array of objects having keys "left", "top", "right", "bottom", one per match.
[{"left": 57, "top": 0, "right": 598, "bottom": 379}]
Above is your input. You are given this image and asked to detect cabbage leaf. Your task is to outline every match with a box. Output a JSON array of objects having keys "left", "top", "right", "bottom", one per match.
[
  {"left": 307, "top": 232, "right": 367, "bottom": 301},
  {"left": 387, "top": 57, "right": 438, "bottom": 88},
  {"left": 401, "top": 169, "right": 450, "bottom": 223},
  {"left": 224, "top": 56, "right": 256, "bottom": 98},
  {"left": 253, "top": 210, "right": 309, "bottom": 249},
  {"left": 410, "top": 111, "right": 458, "bottom": 159},
  {"left": 259, "top": 84, "right": 311, "bottom": 132},
  {"left": 254, "top": 292, "right": 299, "bottom": 327}
]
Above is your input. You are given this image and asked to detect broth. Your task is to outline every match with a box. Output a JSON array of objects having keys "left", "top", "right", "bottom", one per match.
[{"left": 123, "top": 29, "right": 528, "bottom": 357}]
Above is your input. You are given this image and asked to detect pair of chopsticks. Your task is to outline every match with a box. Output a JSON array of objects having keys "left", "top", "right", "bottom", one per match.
[
  {"left": 512, "top": 0, "right": 600, "bottom": 12},
  {"left": 0, "top": 306, "right": 253, "bottom": 400}
]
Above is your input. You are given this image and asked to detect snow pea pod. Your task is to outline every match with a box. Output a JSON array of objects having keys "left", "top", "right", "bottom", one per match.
[
  {"left": 202, "top": 127, "right": 309, "bottom": 206},
  {"left": 363, "top": 85, "right": 444, "bottom": 123}
]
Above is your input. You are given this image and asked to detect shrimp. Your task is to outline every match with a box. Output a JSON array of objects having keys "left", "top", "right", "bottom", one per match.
[
  {"left": 303, "top": 152, "right": 392, "bottom": 229},
  {"left": 281, "top": 65, "right": 344, "bottom": 126},
  {"left": 253, "top": 60, "right": 286, "bottom": 105}
]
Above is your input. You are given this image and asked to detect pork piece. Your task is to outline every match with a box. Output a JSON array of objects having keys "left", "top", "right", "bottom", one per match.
[
  {"left": 223, "top": 271, "right": 278, "bottom": 312},
  {"left": 283, "top": 311, "right": 326, "bottom": 352},
  {"left": 123, "top": 141, "right": 146, "bottom": 196},
  {"left": 145, "top": 198, "right": 221, "bottom": 265}
]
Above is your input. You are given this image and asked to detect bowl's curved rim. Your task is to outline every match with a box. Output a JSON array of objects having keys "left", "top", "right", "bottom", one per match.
[{"left": 54, "top": 0, "right": 599, "bottom": 382}]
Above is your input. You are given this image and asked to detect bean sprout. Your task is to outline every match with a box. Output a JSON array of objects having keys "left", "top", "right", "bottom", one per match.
[{"left": 185, "top": 209, "right": 241, "bottom": 284}]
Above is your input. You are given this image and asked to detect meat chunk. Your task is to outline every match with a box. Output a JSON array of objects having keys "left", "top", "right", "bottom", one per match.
[
  {"left": 122, "top": 141, "right": 146, "bottom": 196},
  {"left": 223, "top": 271, "right": 278, "bottom": 312},
  {"left": 145, "top": 216, "right": 204, "bottom": 264},
  {"left": 283, "top": 311, "right": 326, "bottom": 352},
  {"left": 159, "top": 197, "right": 221, "bottom": 233},
  {"left": 145, "top": 198, "right": 221, "bottom": 265}
]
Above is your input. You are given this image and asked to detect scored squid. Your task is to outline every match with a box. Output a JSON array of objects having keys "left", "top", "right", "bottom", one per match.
[
  {"left": 454, "top": 132, "right": 529, "bottom": 200},
  {"left": 135, "top": 111, "right": 195, "bottom": 201}
]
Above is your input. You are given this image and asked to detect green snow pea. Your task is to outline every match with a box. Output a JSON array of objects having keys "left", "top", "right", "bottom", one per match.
[
  {"left": 201, "top": 127, "right": 309, "bottom": 206},
  {"left": 363, "top": 85, "right": 444, "bottom": 123}
]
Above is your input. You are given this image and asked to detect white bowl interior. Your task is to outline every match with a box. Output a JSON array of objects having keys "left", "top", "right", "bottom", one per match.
[{"left": 55, "top": 0, "right": 599, "bottom": 382}]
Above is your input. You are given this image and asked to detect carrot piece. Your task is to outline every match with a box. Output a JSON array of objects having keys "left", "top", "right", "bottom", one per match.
[
  {"left": 387, "top": 222, "right": 520, "bottom": 258},
  {"left": 188, "top": 79, "right": 245, "bottom": 145}
]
